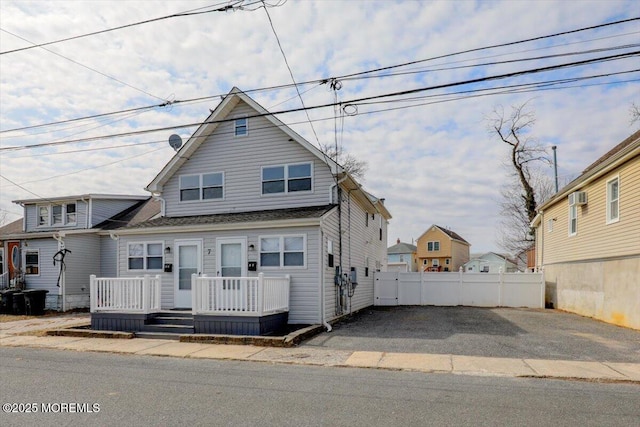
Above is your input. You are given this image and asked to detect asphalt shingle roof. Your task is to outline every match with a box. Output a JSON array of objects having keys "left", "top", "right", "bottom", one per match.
[{"left": 116, "top": 204, "right": 337, "bottom": 230}]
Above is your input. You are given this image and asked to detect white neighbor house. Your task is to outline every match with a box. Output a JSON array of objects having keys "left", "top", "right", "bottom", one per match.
[{"left": 91, "top": 87, "right": 391, "bottom": 335}]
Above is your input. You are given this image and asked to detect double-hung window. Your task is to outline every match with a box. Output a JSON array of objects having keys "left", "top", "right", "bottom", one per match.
[
  {"left": 569, "top": 205, "right": 578, "bottom": 236},
  {"left": 427, "top": 241, "right": 440, "bottom": 251},
  {"left": 37, "top": 203, "right": 77, "bottom": 227},
  {"left": 234, "top": 117, "right": 248, "bottom": 136},
  {"left": 38, "top": 206, "right": 49, "bottom": 226},
  {"left": 262, "top": 163, "right": 312, "bottom": 195},
  {"left": 606, "top": 177, "right": 619, "bottom": 223},
  {"left": 128, "top": 242, "right": 163, "bottom": 271},
  {"left": 180, "top": 173, "right": 224, "bottom": 201},
  {"left": 25, "top": 250, "right": 40, "bottom": 275},
  {"left": 259, "top": 235, "right": 306, "bottom": 268}
]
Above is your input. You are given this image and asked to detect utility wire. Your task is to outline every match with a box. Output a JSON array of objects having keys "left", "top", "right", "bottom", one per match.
[
  {"left": 1, "top": 50, "right": 636, "bottom": 152},
  {"left": 0, "top": 0, "right": 254, "bottom": 55},
  {"left": 261, "top": 1, "right": 321, "bottom": 146},
  {"left": 2, "top": 21, "right": 636, "bottom": 136},
  {"left": 0, "top": 28, "right": 167, "bottom": 101}
]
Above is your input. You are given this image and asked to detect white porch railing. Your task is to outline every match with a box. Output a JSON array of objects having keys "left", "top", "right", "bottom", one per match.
[
  {"left": 90, "top": 275, "right": 161, "bottom": 313},
  {"left": 0, "top": 272, "right": 8, "bottom": 290},
  {"left": 192, "top": 273, "right": 290, "bottom": 316}
]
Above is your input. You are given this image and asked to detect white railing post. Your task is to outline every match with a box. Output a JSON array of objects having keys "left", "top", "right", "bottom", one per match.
[
  {"left": 154, "top": 275, "right": 161, "bottom": 310},
  {"left": 90, "top": 275, "right": 96, "bottom": 313},
  {"left": 142, "top": 275, "right": 149, "bottom": 313},
  {"left": 191, "top": 274, "right": 198, "bottom": 315},
  {"left": 258, "top": 273, "right": 264, "bottom": 317},
  {"left": 285, "top": 274, "right": 290, "bottom": 311}
]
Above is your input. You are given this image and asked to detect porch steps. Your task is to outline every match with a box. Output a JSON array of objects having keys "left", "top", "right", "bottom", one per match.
[{"left": 136, "top": 312, "right": 194, "bottom": 339}]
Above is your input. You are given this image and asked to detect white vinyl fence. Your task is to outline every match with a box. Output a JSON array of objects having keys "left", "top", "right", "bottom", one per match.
[
  {"left": 374, "top": 270, "right": 544, "bottom": 308},
  {"left": 90, "top": 275, "right": 161, "bottom": 313}
]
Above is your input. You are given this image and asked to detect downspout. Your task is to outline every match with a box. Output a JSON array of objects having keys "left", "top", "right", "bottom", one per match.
[
  {"left": 53, "top": 232, "right": 66, "bottom": 312},
  {"left": 109, "top": 232, "right": 119, "bottom": 277},
  {"left": 319, "top": 226, "right": 331, "bottom": 332}
]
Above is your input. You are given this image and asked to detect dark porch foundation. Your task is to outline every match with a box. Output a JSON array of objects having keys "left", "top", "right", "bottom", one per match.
[
  {"left": 91, "top": 312, "right": 151, "bottom": 332},
  {"left": 194, "top": 312, "right": 288, "bottom": 336}
]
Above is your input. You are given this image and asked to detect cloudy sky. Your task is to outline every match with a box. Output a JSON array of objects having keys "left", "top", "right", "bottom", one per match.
[{"left": 1, "top": 0, "right": 638, "bottom": 253}]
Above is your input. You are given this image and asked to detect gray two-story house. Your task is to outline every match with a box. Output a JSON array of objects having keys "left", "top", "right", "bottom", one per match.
[
  {"left": 92, "top": 87, "right": 391, "bottom": 335},
  {"left": 0, "top": 195, "right": 157, "bottom": 310}
]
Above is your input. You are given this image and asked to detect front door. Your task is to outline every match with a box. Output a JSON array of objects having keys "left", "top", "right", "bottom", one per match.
[
  {"left": 216, "top": 238, "right": 247, "bottom": 278},
  {"left": 174, "top": 240, "right": 202, "bottom": 308}
]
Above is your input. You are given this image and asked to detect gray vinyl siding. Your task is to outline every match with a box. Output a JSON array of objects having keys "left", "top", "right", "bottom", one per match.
[
  {"left": 23, "top": 238, "right": 60, "bottom": 295},
  {"left": 116, "top": 225, "right": 322, "bottom": 324},
  {"left": 100, "top": 235, "right": 118, "bottom": 277},
  {"left": 24, "top": 200, "right": 89, "bottom": 232},
  {"left": 63, "top": 234, "right": 101, "bottom": 296},
  {"left": 320, "top": 193, "right": 388, "bottom": 321},
  {"left": 163, "top": 101, "right": 335, "bottom": 217}
]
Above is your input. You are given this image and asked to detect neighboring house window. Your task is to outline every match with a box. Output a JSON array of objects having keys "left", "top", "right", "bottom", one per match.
[
  {"left": 365, "top": 213, "right": 368, "bottom": 227},
  {"left": 66, "top": 203, "right": 77, "bottom": 224},
  {"left": 423, "top": 259, "right": 428, "bottom": 265},
  {"left": 259, "top": 235, "right": 306, "bottom": 268},
  {"left": 52, "top": 205, "right": 63, "bottom": 225},
  {"left": 547, "top": 219, "right": 554, "bottom": 232},
  {"left": 445, "top": 258, "right": 450, "bottom": 265},
  {"left": 235, "top": 117, "right": 248, "bottom": 136},
  {"left": 481, "top": 265, "right": 489, "bottom": 273},
  {"left": 128, "top": 242, "right": 163, "bottom": 270},
  {"left": 427, "top": 241, "right": 440, "bottom": 251},
  {"left": 262, "top": 163, "right": 312, "bottom": 194},
  {"left": 569, "top": 205, "right": 578, "bottom": 236},
  {"left": 38, "top": 206, "right": 49, "bottom": 226},
  {"left": 180, "top": 173, "right": 224, "bottom": 201},
  {"left": 606, "top": 176, "right": 619, "bottom": 223},
  {"left": 24, "top": 250, "right": 39, "bottom": 275},
  {"left": 432, "top": 259, "right": 439, "bottom": 267}
]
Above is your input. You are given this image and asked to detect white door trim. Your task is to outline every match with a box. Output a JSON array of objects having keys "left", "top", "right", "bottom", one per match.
[
  {"left": 174, "top": 239, "right": 203, "bottom": 308},
  {"left": 216, "top": 237, "right": 247, "bottom": 277}
]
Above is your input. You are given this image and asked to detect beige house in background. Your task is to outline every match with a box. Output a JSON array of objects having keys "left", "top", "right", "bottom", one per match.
[
  {"left": 531, "top": 129, "right": 639, "bottom": 330},
  {"left": 416, "top": 225, "right": 470, "bottom": 272}
]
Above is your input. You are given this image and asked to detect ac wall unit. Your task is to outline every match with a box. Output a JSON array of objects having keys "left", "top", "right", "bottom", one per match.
[{"left": 568, "top": 191, "right": 587, "bottom": 206}]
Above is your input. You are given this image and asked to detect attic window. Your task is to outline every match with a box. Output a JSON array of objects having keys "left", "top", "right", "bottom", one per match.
[
  {"left": 235, "top": 117, "right": 248, "bottom": 136},
  {"left": 262, "top": 163, "right": 312, "bottom": 195}
]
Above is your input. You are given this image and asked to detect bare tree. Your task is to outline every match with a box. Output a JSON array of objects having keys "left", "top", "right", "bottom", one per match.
[
  {"left": 630, "top": 102, "right": 640, "bottom": 128},
  {"left": 321, "top": 144, "right": 368, "bottom": 181},
  {"left": 486, "top": 101, "right": 551, "bottom": 255}
]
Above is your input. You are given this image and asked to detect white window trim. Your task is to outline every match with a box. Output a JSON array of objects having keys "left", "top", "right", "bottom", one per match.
[
  {"left": 179, "top": 172, "right": 225, "bottom": 203},
  {"left": 36, "top": 203, "right": 78, "bottom": 227},
  {"left": 547, "top": 218, "right": 554, "bottom": 233},
  {"left": 568, "top": 204, "right": 578, "bottom": 237},
  {"left": 606, "top": 175, "right": 620, "bottom": 224},
  {"left": 234, "top": 115, "right": 248, "bottom": 137},
  {"left": 427, "top": 241, "right": 440, "bottom": 251},
  {"left": 24, "top": 249, "right": 40, "bottom": 276},
  {"left": 258, "top": 234, "right": 307, "bottom": 269},
  {"left": 127, "top": 241, "right": 164, "bottom": 272},
  {"left": 432, "top": 259, "right": 439, "bottom": 267},
  {"left": 261, "top": 163, "right": 313, "bottom": 196}
]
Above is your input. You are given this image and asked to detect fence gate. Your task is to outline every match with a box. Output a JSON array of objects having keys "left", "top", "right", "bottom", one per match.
[{"left": 374, "top": 271, "right": 544, "bottom": 308}]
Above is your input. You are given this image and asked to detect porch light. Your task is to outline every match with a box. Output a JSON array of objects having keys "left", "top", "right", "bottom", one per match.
[
  {"left": 165, "top": 246, "right": 171, "bottom": 254},
  {"left": 249, "top": 244, "right": 255, "bottom": 251}
]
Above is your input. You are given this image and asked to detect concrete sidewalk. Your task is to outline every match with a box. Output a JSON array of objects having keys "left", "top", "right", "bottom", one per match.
[{"left": 1, "top": 315, "right": 639, "bottom": 383}]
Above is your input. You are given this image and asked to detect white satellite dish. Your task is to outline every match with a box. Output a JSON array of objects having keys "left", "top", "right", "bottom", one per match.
[{"left": 168, "top": 134, "right": 183, "bottom": 151}]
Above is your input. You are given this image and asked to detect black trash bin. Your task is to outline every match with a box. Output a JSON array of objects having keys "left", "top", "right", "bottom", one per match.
[
  {"left": 23, "top": 290, "right": 49, "bottom": 315},
  {"left": 0, "top": 289, "right": 20, "bottom": 314},
  {"left": 12, "top": 292, "right": 25, "bottom": 315}
]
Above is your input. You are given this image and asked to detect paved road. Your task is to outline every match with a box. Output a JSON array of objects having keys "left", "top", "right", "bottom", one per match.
[
  {"left": 1, "top": 347, "right": 639, "bottom": 427},
  {"left": 304, "top": 307, "right": 640, "bottom": 362}
]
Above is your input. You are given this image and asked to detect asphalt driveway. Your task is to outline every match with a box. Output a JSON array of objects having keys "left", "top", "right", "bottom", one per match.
[{"left": 302, "top": 306, "right": 640, "bottom": 363}]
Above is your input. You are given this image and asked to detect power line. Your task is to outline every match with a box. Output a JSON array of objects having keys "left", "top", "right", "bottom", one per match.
[
  {"left": 0, "top": 27, "right": 167, "bottom": 102},
  {"left": 2, "top": 19, "right": 636, "bottom": 136},
  {"left": 2, "top": 49, "right": 636, "bottom": 152},
  {"left": 0, "top": 1, "right": 254, "bottom": 55},
  {"left": 261, "top": 0, "right": 321, "bottom": 146}
]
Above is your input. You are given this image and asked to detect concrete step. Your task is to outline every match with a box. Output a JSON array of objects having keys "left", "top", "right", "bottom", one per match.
[
  {"left": 151, "top": 316, "right": 194, "bottom": 326},
  {"left": 140, "top": 324, "right": 195, "bottom": 335},
  {"left": 134, "top": 331, "right": 182, "bottom": 341}
]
